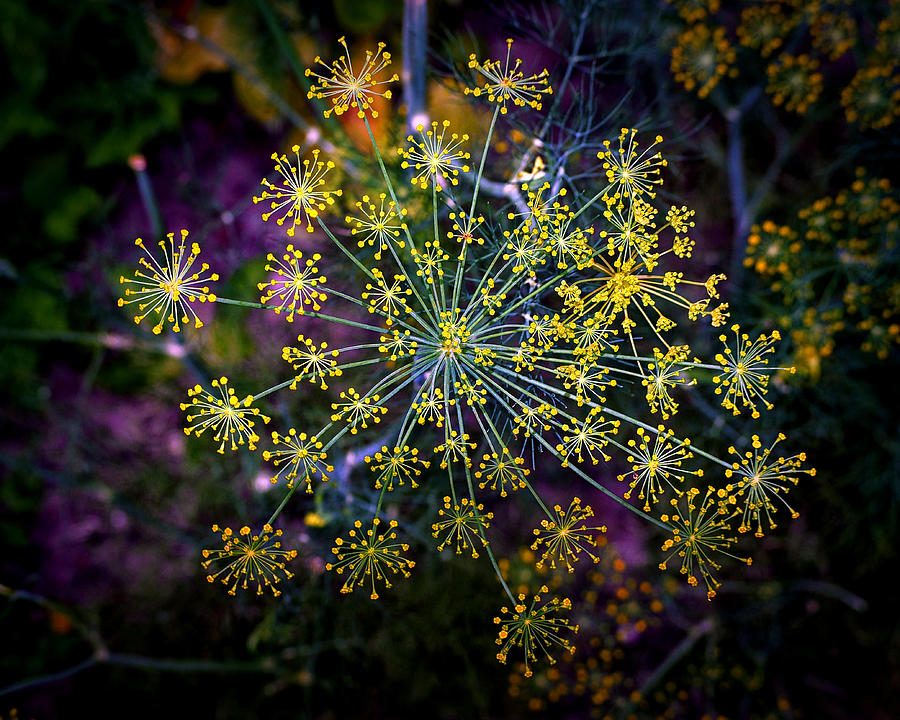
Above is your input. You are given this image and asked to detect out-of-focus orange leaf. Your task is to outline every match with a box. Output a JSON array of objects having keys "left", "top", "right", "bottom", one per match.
[{"left": 149, "top": 7, "right": 230, "bottom": 84}]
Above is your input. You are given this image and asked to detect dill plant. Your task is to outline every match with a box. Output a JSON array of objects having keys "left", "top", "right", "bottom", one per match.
[{"left": 118, "top": 36, "right": 814, "bottom": 674}]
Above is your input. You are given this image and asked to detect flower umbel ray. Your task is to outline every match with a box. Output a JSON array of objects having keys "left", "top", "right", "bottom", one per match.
[
  {"left": 465, "top": 38, "right": 553, "bottom": 114},
  {"left": 531, "top": 498, "right": 607, "bottom": 573},
  {"left": 254, "top": 147, "right": 342, "bottom": 236},
  {"left": 433, "top": 496, "right": 492, "bottom": 558},
  {"left": 119, "top": 229, "right": 218, "bottom": 334},
  {"left": 659, "top": 487, "right": 750, "bottom": 600},
  {"left": 202, "top": 524, "right": 297, "bottom": 596},
  {"left": 724, "top": 433, "right": 815, "bottom": 537},
  {"left": 305, "top": 36, "right": 398, "bottom": 118},
  {"left": 326, "top": 518, "right": 415, "bottom": 599},
  {"left": 181, "top": 377, "right": 270, "bottom": 454},
  {"left": 494, "top": 586, "right": 579, "bottom": 677}
]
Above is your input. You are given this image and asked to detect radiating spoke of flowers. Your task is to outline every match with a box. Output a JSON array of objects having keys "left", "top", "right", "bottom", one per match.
[
  {"left": 263, "top": 429, "right": 333, "bottom": 492},
  {"left": 119, "top": 229, "right": 218, "bottom": 334},
  {"left": 531, "top": 498, "right": 607, "bottom": 573},
  {"left": 282, "top": 334, "right": 342, "bottom": 390},
  {"left": 399, "top": 120, "right": 471, "bottom": 190},
  {"left": 465, "top": 38, "right": 553, "bottom": 114},
  {"left": 765, "top": 53, "right": 823, "bottom": 114},
  {"left": 659, "top": 487, "right": 750, "bottom": 600},
  {"left": 202, "top": 524, "right": 297, "bottom": 596},
  {"left": 258, "top": 245, "right": 327, "bottom": 321},
  {"left": 326, "top": 518, "right": 414, "bottom": 599},
  {"left": 597, "top": 128, "right": 667, "bottom": 202},
  {"left": 254, "top": 147, "right": 342, "bottom": 235},
  {"left": 181, "top": 377, "right": 270, "bottom": 454},
  {"left": 670, "top": 23, "right": 736, "bottom": 99},
  {"left": 305, "top": 37, "right": 398, "bottom": 119},
  {"left": 346, "top": 192, "right": 407, "bottom": 260},
  {"left": 714, "top": 324, "right": 791, "bottom": 418},
  {"left": 619, "top": 426, "right": 701, "bottom": 512},
  {"left": 724, "top": 433, "right": 815, "bottom": 537},
  {"left": 432, "top": 496, "right": 492, "bottom": 558},
  {"left": 365, "top": 445, "right": 430, "bottom": 491},
  {"left": 643, "top": 345, "right": 696, "bottom": 419},
  {"left": 494, "top": 586, "right": 579, "bottom": 677}
]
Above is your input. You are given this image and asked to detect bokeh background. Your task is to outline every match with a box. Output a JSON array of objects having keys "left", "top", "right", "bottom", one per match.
[{"left": 1, "top": 0, "right": 898, "bottom": 718}]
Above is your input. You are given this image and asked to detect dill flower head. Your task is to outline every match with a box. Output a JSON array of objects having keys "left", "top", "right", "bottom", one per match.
[
  {"left": 724, "top": 433, "right": 816, "bottom": 537},
  {"left": 737, "top": 3, "right": 794, "bottom": 58},
  {"left": 305, "top": 37, "right": 398, "bottom": 119},
  {"left": 766, "top": 54, "right": 823, "bottom": 114},
  {"left": 494, "top": 586, "right": 579, "bottom": 677},
  {"left": 432, "top": 496, "right": 492, "bottom": 558},
  {"left": 180, "top": 377, "right": 270, "bottom": 454},
  {"left": 264, "top": 429, "right": 334, "bottom": 492},
  {"left": 671, "top": 23, "right": 737, "bottom": 99},
  {"left": 326, "top": 518, "right": 415, "bottom": 599},
  {"left": 119, "top": 230, "right": 218, "bottom": 334},
  {"left": 202, "top": 524, "right": 297, "bottom": 596},
  {"left": 465, "top": 39, "right": 553, "bottom": 114},
  {"left": 713, "top": 324, "right": 793, "bottom": 418},
  {"left": 659, "top": 487, "right": 750, "bottom": 600},
  {"left": 530, "top": 498, "right": 607, "bottom": 573},
  {"left": 258, "top": 245, "right": 327, "bottom": 321},
  {"left": 618, "top": 426, "right": 702, "bottom": 512},
  {"left": 254, "top": 147, "right": 342, "bottom": 236},
  {"left": 398, "top": 120, "right": 471, "bottom": 190},
  {"left": 841, "top": 63, "right": 900, "bottom": 131}
]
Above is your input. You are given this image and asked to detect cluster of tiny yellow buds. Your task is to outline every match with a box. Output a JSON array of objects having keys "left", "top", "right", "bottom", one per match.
[
  {"left": 346, "top": 193, "right": 407, "bottom": 260},
  {"left": 531, "top": 498, "right": 606, "bottom": 573},
  {"left": 598, "top": 128, "right": 667, "bottom": 201},
  {"left": 841, "top": 63, "right": 900, "bottom": 131},
  {"left": 454, "top": 374, "right": 487, "bottom": 407},
  {"left": 475, "top": 448, "right": 530, "bottom": 497},
  {"left": 330, "top": 388, "right": 387, "bottom": 434},
  {"left": 412, "top": 387, "right": 453, "bottom": 427},
  {"left": 378, "top": 328, "right": 418, "bottom": 361},
  {"left": 258, "top": 245, "right": 327, "bottom": 322},
  {"left": 642, "top": 345, "right": 695, "bottom": 419},
  {"left": 305, "top": 37, "right": 398, "bottom": 119},
  {"left": 494, "top": 586, "right": 578, "bottom": 678},
  {"left": 670, "top": 24, "right": 737, "bottom": 99},
  {"left": 410, "top": 240, "right": 450, "bottom": 285},
  {"left": 810, "top": 10, "right": 857, "bottom": 61},
  {"left": 282, "top": 334, "right": 341, "bottom": 390},
  {"left": 263, "top": 429, "right": 333, "bottom": 492},
  {"left": 361, "top": 268, "right": 412, "bottom": 324},
  {"left": 658, "top": 487, "right": 748, "bottom": 600},
  {"left": 202, "top": 524, "right": 297, "bottom": 596},
  {"left": 119, "top": 230, "right": 218, "bottom": 335},
  {"left": 713, "top": 324, "right": 790, "bottom": 418},
  {"left": 556, "top": 408, "right": 619, "bottom": 467},
  {"left": 398, "top": 120, "right": 471, "bottom": 191},
  {"left": 465, "top": 39, "right": 552, "bottom": 115},
  {"left": 254, "top": 147, "right": 341, "bottom": 235},
  {"left": 181, "top": 377, "right": 269, "bottom": 454},
  {"left": 619, "top": 426, "right": 701, "bottom": 512},
  {"left": 432, "top": 496, "right": 492, "bottom": 558},
  {"left": 435, "top": 431, "right": 476, "bottom": 469},
  {"left": 447, "top": 210, "right": 485, "bottom": 248},
  {"left": 365, "top": 445, "right": 430, "bottom": 491},
  {"left": 724, "top": 433, "right": 815, "bottom": 537},
  {"left": 326, "top": 518, "right": 414, "bottom": 599},
  {"left": 737, "top": 2, "right": 793, "bottom": 57},
  {"left": 766, "top": 54, "right": 823, "bottom": 114},
  {"left": 666, "top": 203, "right": 695, "bottom": 231},
  {"left": 439, "top": 310, "right": 471, "bottom": 355}
]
